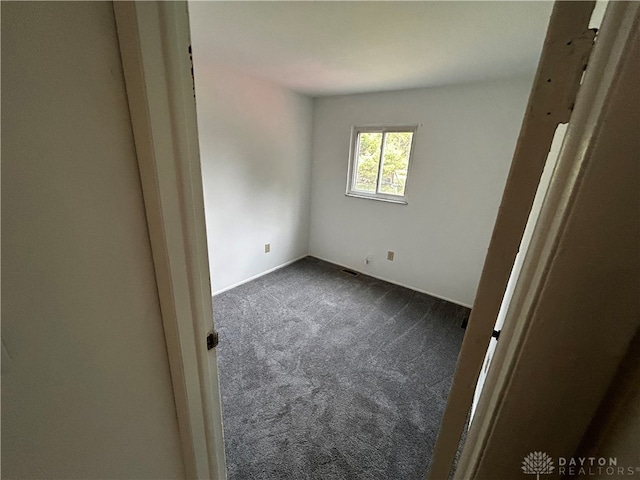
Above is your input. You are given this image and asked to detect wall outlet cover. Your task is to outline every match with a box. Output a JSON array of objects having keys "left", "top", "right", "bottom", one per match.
[
  {"left": 387, "top": 251, "right": 395, "bottom": 261},
  {"left": 265, "top": 243, "right": 270, "bottom": 253}
]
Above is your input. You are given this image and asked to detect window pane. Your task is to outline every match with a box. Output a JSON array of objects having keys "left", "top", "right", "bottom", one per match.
[
  {"left": 379, "top": 132, "right": 413, "bottom": 196},
  {"left": 354, "top": 132, "right": 382, "bottom": 193}
]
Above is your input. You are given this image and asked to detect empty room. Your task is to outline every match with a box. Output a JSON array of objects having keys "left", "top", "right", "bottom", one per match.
[
  {"left": 188, "top": 1, "right": 550, "bottom": 478},
  {"left": 4, "top": 1, "right": 639, "bottom": 478}
]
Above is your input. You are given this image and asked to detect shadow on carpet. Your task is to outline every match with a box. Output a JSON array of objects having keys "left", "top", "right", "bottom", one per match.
[{"left": 213, "top": 257, "right": 469, "bottom": 480}]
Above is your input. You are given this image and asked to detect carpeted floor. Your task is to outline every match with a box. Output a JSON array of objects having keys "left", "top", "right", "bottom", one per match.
[{"left": 213, "top": 257, "right": 469, "bottom": 480}]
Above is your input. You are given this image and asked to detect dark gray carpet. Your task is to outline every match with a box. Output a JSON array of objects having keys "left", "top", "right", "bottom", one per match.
[{"left": 213, "top": 257, "right": 469, "bottom": 480}]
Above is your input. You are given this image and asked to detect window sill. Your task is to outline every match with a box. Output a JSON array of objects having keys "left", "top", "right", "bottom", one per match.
[{"left": 345, "top": 193, "right": 408, "bottom": 205}]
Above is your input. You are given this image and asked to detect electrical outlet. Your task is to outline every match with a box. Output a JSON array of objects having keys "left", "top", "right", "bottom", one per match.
[
  {"left": 265, "top": 243, "right": 270, "bottom": 253},
  {"left": 387, "top": 251, "right": 395, "bottom": 261}
]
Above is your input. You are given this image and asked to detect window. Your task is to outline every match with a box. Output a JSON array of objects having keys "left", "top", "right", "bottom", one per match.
[{"left": 346, "top": 125, "right": 417, "bottom": 204}]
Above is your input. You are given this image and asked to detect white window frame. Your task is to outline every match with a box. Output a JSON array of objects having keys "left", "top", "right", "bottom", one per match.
[{"left": 346, "top": 125, "right": 418, "bottom": 204}]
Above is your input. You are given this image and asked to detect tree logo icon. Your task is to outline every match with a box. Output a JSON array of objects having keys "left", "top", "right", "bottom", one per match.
[{"left": 522, "top": 451, "right": 554, "bottom": 479}]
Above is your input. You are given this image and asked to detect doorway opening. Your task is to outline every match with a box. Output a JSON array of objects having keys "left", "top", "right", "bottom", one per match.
[{"left": 187, "top": 2, "right": 552, "bottom": 478}]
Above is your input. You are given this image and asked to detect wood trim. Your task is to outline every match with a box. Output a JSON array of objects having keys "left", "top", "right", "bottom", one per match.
[
  {"left": 456, "top": 3, "right": 640, "bottom": 478},
  {"left": 213, "top": 255, "right": 309, "bottom": 296},
  {"left": 113, "top": 2, "right": 226, "bottom": 478},
  {"left": 310, "top": 254, "right": 472, "bottom": 308},
  {"left": 427, "top": 2, "right": 597, "bottom": 478}
]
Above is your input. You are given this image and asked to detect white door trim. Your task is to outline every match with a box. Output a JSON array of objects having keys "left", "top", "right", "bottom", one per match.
[
  {"left": 455, "top": 2, "right": 640, "bottom": 478},
  {"left": 427, "top": 2, "right": 597, "bottom": 478},
  {"left": 113, "top": 2, "right": 226, "bottom": 478}
]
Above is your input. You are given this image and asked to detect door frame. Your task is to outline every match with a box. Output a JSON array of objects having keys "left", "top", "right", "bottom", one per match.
[
  {"left": 114, "top": 2, "right": 226, "bottom": 478},
  {"left": 110, "top": 1, "right": 636, "bottom": 479},
  {"left": 454, "top": 2, "right": 640, "bottom": 477},
  {"left": 430, "top": 1, "right": 640, "bottom": 478},
  {"left": 427, "top": 2, "right": 598, "bottom": 478}
]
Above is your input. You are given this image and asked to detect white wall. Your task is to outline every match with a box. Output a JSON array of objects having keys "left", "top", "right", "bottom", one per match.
[
  {"left": 1, "top": 3, "right": 184, "bottom": 478},
  {"left": 192, "top": 63, "right": 314, "bottom": 294},
  {"left": 309, "top": 79, "right": 532, "bottom": 307}
]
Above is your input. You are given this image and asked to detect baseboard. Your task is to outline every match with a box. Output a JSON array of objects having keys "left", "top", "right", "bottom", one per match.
[
  {"left": 308, "top": 254, "right": 473, "bottom": 309},
  {"left": 212, "top": 255, "right": 309, "bottom": 296},
  {"left": 213, "top": 253, "right": 474, "bottom": 309}
]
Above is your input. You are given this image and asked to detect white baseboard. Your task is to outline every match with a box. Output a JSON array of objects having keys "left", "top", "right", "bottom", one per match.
[
  {"left": 213, "top": 253, "right": 473, "bottom": 309},
  {"left": 308, "top": 254, "right": 473, "bottom": 309},
  {"left": 212, "top": 255, "right": 309, "bottom": 296}
]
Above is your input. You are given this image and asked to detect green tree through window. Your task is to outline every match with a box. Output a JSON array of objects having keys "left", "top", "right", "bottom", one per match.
[
  {"left": 354, "top": 132, "right": 382, "bottom": 192},
  {"left": 349, "top": 127, "right": 415, "bottom": 202}
]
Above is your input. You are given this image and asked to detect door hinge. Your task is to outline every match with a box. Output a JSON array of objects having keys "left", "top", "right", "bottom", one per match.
[
  {"left": 492, "top": 329, "right": 501, "bottom": 340},
  {"left": 188, "top": 44, "right": 196, "bottom": 98},
  {"left": 206, "top": 330, "right": 219, "bottom": 350}
]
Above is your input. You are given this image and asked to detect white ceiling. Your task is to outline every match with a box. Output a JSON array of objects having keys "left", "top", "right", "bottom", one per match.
[{"left": 188, "top": 1, "right": 554, "bottom": 97}]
